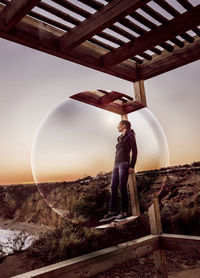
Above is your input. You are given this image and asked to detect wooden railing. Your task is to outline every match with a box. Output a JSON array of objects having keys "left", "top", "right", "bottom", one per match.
[{"left": 12, "top": 197, "right": 200, "bottom": 278}]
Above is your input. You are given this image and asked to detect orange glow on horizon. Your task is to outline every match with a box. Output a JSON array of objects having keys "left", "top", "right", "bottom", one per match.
[{"left": 0, "top": 161, "right": 167, "bottom": 185}]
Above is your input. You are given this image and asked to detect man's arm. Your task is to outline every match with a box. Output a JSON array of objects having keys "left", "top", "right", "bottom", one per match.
[{"left": 129, "top": 134, "right": 138, "bottom": 169}]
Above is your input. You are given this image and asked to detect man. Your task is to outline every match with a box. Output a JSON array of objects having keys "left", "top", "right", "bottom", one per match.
[{"left": 100, "top": 120, "right": 138, "bottom": 222}]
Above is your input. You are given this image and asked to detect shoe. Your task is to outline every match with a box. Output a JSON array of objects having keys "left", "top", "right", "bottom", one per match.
[
  {"left": 114, "top": 212, "right": 128, "bottom": 222},
  {"left": 99, "top": 211, "right": 118, "bottom": 223}
]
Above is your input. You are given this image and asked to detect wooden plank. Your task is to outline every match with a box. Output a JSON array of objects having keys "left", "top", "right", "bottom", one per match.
[
  {"left": 70, "top": 90, "right": 124, "bottom": 115},
  {"left": 123, "top": 102, "right": 145, "bottom": 114},
  {"left": 139, "top": 36, "right": 200, "bottom": 80},
  {"left": 102, "top": 4, "right": 200, "bottom": 67},
  {"left": 0, "top": 4, "right": 138, "bottom": 82},
  {"left": 53, "top": 0, "right": 162, "bottom": 56},
  {"left": 148, "top": 198, "right": 162, "bottom": 235},
  {"left": 153, "top": 249, "right": 168, "bottom": 278},
  {"left": 140, "top": 5, "right": 186, "bottom": 46},
  {"left": 70, "top": 91, "right": 144, "bottom": 115},
  {"left": 160, "top": 233, "right": 200, "bottom": 254},
  {"left": 133, "top": 80, "right": 147, "bottom": 107},
  {"left": 21, "top": 0, "right": 154, "bottom": 63},
  {"left": 120, "top": 114, "right": 140, "bottom": 217},
  {"left": 148, "top": 199, "right": 168, "bottom": 278},
  {"left": 95, "top": 216, "right": 138, "bottom": 229},
  {"left": 154, "top": 0, "right": 200, "bottom": 37},
  {"left": 12, "top": 235, "right": 159, "bottom": 278},
  {"left": 109, "top": 17, "right": 162, "bottom": 55},
  {"left": 128, "top": 171, "right": 140, "bottom": 216},
  {"left": 52, "top": 0, "right": 91, "bottom": 19},
  {"left": 99, "top": 91, "right": 132, "bottom": 105},
  {"left": 41, "top": 1, "right": 150, "bottom": 53},
  {"left": 116, "top": 11, "right": 174, "bottom": 53},
  {"left": 78, "top": 0, "right": 103, "bottom": 11},
  {"left": 29, "top": 6, "right": 134, "bottom": 58},
  {"left": 59, "top": 0, "right": 150, "bottom": 52},
  {"left": 99, "top": 91, "right": 122, "bottom": 105},
  {"left": 0, "top": 0, "right": 41, "bottom": 31},
  {"left": 176, "top": 0, "right": 193, "bottom": 11},
  {"left": 141, "top": 4, "right": 193, "bottom": 44},
  {"left": 37, "top": 1, "right": 79, "bottom": 26},
  {"left": 121, "top": 114, "right": 128, "bottom": 120}
]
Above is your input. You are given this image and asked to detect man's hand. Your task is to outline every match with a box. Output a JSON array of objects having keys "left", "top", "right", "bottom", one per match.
[{"left": 129, "top": 167, "right": 134, "bottom": 174}]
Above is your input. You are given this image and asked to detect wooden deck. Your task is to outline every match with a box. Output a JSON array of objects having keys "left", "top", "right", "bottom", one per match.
[{"left": 96, "top": 215, "right": 138, "bottom": 229}]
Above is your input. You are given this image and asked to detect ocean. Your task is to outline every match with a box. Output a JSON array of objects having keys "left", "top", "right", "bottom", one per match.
[{"left": 0, "top": 229, "right": 36, "bottom": 256}]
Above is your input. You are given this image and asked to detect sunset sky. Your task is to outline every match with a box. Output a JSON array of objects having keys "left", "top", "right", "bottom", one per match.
[
  {"left": 0, "top": 36, "right": 200, "bottom": 185},
  {"left": 31, "top": 97, "right": 169, "bottom": 183}
]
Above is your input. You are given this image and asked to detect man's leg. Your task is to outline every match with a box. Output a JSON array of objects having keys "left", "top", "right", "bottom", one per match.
[
  {"left": 109, "top": 164, "right": 119, "bottom": 212},
  {"left": 99, "top": 165, "right": 119, "bottom": 222},
  {"left": 118, "top": 162, "right": 129, "bottom": 214}
]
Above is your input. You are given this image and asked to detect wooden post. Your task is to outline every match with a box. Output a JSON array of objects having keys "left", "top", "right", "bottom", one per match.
[
  {"left": 121, "top": 114, "right": 128, "bottom": 120},
  {"left": 148, "top": 198, "right": 162, "bottom": 235},
  {"left": 121, "top": 113, "right": 140, "bottom": 216},
  {"left": 133, "top": 80, "right": 147, "bottom": 107},
  {"left": 134, "top": 81, "right": 167, "bottom": 277},
  {"left": 148, "top": 198, "right": 168, "bottom": 278},
  {"left": 126, "top": 80, "right": 148, "bottom": 217},
  {"left": 128, "top": 170, "right": 140, "bottom": 216}
]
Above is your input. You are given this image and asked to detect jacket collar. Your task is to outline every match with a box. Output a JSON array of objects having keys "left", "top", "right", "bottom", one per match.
[{"left": 118, "top": 129, "right": 133, "bottom": 142}]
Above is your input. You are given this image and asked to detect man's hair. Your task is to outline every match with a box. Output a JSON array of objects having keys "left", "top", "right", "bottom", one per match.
[{"left": 120, "top": 120, "right": 131, "bottom": 130}]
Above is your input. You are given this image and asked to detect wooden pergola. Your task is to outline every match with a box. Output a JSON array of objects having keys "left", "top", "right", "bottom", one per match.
[
  {"left": 0, "top": 0, "right": 199, "bottom": 83},
  {"left": 1, "top": 1, "right": 200, "bottom": 278}
]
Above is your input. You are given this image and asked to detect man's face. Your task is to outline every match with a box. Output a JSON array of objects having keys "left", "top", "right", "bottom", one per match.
[{"left": 118, "top": 122, "right": 125, "bottom": 132}]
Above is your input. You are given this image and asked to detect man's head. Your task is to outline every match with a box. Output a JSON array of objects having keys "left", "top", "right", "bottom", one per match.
[{"left": 118, "top": 120, "right": 131, "bottom": 133}]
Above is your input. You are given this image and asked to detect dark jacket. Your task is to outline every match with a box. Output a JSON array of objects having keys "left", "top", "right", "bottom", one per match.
[{"left": 114, "top": 129, "right": 138, "bottom": 168}]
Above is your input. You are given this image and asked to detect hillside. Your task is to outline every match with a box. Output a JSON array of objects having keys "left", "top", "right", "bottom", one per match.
[
  {"left": 0, "top": 161, "right": 200, "bottom": 277},
  {"left": 0, "top": 161, "right": 200, "bottom": 232}
]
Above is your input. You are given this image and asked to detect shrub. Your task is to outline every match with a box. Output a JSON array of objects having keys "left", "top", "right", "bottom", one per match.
[
  {"left": 72, "top": 189, "right": 110, "bottom": 219},
  {"left": 27, "top": 221, "right": 102, "bottom": 264}
]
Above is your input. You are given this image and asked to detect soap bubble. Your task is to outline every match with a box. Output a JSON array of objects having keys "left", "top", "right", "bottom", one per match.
[{"left": 31, "top": 90, "right": 169, "bottom": 219}]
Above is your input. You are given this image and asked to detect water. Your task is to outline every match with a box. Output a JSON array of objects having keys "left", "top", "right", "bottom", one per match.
[{"left": 0, "top": 229, "right": 36, "bottom": 256}]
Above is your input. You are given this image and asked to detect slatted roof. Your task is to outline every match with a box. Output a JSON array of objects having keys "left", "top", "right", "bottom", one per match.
[
  {"left": 0, "top": 0, "right": 200, "bottom": 82},
  {"left": 70, "top": 90, "right": 145, "bottom": 114}
]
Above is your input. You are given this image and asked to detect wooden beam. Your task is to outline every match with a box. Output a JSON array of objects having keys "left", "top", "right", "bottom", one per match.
[
  {"left": 52, "top": 0, "right": 163, "bottom": 57},
  {"left": 70, "top": 91, "right": 144, "bottom": 115},
  {"left": 0, "top": 4, "right": 138, "bottom": 82},
  {"left": 0, "top": 0, "right": 41, "bottom": 31},
  {"left": 59, "top": 0, "right": 150, "bottom": 52},
  {"left": 122, "top": 107, "right": 140, "bottom": 217},
  {"left": 123, "top": 101, "right": 145, "bottom": 114},
  {"left": 148, "top": 198, "right": 162, "bottom": 235},
  {"left": 133, "top": 80, "right": 147, "bottom": 107},
  {"left": 176, "top": 0, "right": 193, "bottom": 11},
  {"left": 128, "top": 170, "right": 140, "bottom": 216},
  {"left": 99, "top": 91, "right": 127, "bottom": 105},
  {"left": 102, "top": 4, "right": 200, "bottom": 67},
  {"left": 138, "top": 36, "right": 200, "bottom": 80},
  {"left": 153, "top": 249, "right": 168, "bottom": 278},
  {"left": 12, "top": 235, "right": 159, "bottom": 278},
  {"left": 121, "top": 114, "right": 128, "bottom": 120},
  {"left": 148, "top": 199, "right": 168, "bottom": 278},
  {"left": 71, "top": 91, "right": 124, "bottom": 115},
  {"left": 96, "top": 215, "right": 138, "bottom": 229},
  {"left": 160, "top": 233, "right": 200, "bottom": 255},
  {"left": 141, "top": 3, "right": 194, "bottom": 44}
]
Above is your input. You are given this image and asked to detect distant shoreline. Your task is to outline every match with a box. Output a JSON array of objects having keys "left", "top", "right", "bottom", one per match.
[
  {"left": 1, "top": 161, "right": 200, "bottom": 187},
  {"left": 0, "top": 219, "right": 50, "bottom": 236}
]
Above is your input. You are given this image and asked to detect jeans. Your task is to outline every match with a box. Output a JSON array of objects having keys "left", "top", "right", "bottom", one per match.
[{"left": 109, "top": 161, "right": 129, "bottom": 213}]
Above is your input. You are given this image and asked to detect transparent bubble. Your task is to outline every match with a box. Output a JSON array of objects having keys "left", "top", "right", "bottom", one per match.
[{"left": 31, "top": 90, "right": 169, "bottom": 219}]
